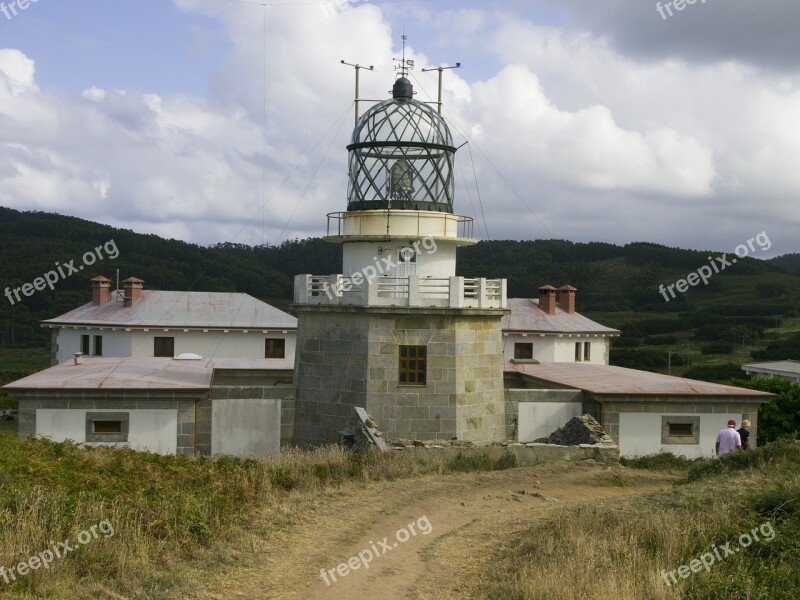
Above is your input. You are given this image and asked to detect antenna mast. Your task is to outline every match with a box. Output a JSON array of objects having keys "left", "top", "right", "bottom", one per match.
[
  {"left": 422, "top": 61, "right": 462, "bottom": 114},
  {"left": 393, "top": 34, "right": 415, "bottom": 79},
  {"left": 341, "top": 60, "right": 374, "bottom": 124}
]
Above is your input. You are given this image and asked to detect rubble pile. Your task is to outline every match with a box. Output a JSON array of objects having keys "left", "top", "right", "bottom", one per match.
[{"left": 534, "top": 414, "right": 615, "bottom": 446}]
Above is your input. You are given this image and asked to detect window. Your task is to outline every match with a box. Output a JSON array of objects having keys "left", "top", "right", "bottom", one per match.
[
  {"left": 575, "top": 342, "right": 582, "bottom": 362},
  {"left": 81, "top": 335, "right": 90, "bottom": 355},
  {"left": 93, "top": 335, "right": 103, "bottom": 357},
  {"left": 93, "top": 421, "right": 122, "bottom": 434},
  {"left": 265, "top": 338, "right": 286, "bottom": 359},
  {"left": 85, "top": 412, "right": 129, "bottom": 443},
  {"left": 668, "top": 423, "right": 693, "bottom": 437},
  {"left": 583, "top": 342, "right": 591, "bottom": 362},
  {"left": 399, "top": 345, "right": 427, "bottom": 386},
  {"left": 154, "top": 337, "right": 175, "bottom": 358},
  {"left": 662, "top": 416, "right": 700, "bottom": 445},
  {"left": 514, "top": 343, "right": 533, "bottom": 360},
  {"left": 398, "top": 247, "right": 417, "bottom": 263}
]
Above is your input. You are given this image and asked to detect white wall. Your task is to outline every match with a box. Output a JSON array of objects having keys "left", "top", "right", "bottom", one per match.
[
  {"left": 503, "top": 335, "right": 609, "bottom": 365},
  {"left": 211, "top": 398, "right": 281, "bottom": 456},
  {"left": 518, "top": 402, "right": 584, "bottom": 442},
  {"left": 54, "top": 329, "right": 132, "bottom": 364},
  {"left": 130, "top": 331, "right": 296, "bottom": 361},
  {"left": 54, "top": 328, "right": 296, "bottom": 363},
  {"left": 619, "top": 412, "right": 742, "bottom": 459},
  {"left": 35, "top": 409, "right": 178, "bottom": 454},
  {"left": 342, "top": 241, "right": 457, "bottom": 280}
]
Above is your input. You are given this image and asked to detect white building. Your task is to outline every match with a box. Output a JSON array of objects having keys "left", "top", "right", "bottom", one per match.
[
  {"left": 506, "top": 362, "right": 773, "bottom": 458},
  {"left": 742, "top": 360, "right": 800, "bottom": 384},
  {"left": 503, "top": 286, "right": 619, "bottom": 365},
  {"left": 3, "top": 276, "right": 298, "bottom": 457},
  {"left": 43, "top": 276, "right": 297, "bottom": 365},
  {"left": 5, "top": 356, "right": 293, "bottom": 457}
]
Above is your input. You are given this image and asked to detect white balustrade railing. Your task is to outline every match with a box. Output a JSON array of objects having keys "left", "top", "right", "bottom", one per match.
[{"left": 294, "top": 275, "right": 507, "bottom": 309}]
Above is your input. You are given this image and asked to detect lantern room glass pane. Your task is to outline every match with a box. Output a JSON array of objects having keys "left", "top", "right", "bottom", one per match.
[{"left": 347, "top": 96, "right": 456, "bottom": 213}]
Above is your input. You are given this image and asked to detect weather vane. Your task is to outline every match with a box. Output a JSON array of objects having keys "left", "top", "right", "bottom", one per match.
[{"left": 393, "top": 34, "right": 415, "bottom": 79}]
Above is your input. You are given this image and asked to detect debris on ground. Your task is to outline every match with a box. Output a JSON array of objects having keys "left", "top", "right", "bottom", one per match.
[
  {"left": 340, "top": 406, "right": 388, "bottom": 452},
  {"left": 534, "top": 414, "right": 615, "bottom": 446}
]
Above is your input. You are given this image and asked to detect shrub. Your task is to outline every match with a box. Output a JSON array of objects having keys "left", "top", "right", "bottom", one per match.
[
  {"left": 493, "top": 451, "right": 518, "bottom": 470},
  {"left": 446, "top": 451, "right": 517, "bottom": 473},
  {"left": 751, "top": 332, "right": 800, "bottom": 361},
  {"left": 643, "top": 335, "right": 678, "bottom": 346},
  {"left": 629, "top": 318, "right": 685, "bottom": 335},
  {"left": 611, "top": 335, "right": 642, "bottom": 348},
  {"left": 701, "top": 342, "right": 734, "bottom": 354},
  {"left": 268, "top": 466, "right": 299, "bottom": 491},
  {"left": 448, "top": 453, "right": 493, "bottom": 472},
  {"left": 620, "top": 453, "right": 692, "bottom": 470},
  {"left": 688, "top": 438, "right": 800, "bottom": 481},
  {"left": 729, "top": 378, "right": 800, "bottom": 442},
  {"left": 682, "top": 363, "right": 743, "bottom": 383},
  {"left": 610, "top": 348, "right": 668, "bottom": 370}
]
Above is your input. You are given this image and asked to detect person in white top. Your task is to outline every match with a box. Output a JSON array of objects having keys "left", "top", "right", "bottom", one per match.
[{"left": 715, "top": 419, "right": 742, "bottom": 457}]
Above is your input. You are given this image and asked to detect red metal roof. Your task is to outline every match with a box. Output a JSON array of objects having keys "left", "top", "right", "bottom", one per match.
[
  {"left": 41, "top": 291, "right": 297, "bottom": 330},
  {"left": 502, "top": 298, "right": 620, "bottom": 335},
  {"left": 3, "top": 357, "right": 293, "bottom": 391},
  {"left": 507, "top": 362, "right": 774, "bottom": 398}
]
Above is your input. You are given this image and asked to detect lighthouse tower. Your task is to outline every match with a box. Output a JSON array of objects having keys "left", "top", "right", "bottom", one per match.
[{"left": 292, "top": 65, "right": 507, "bottom": 447}]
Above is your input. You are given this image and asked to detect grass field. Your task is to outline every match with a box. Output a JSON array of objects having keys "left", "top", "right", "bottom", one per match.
[
  {"left": 0, "top": 436, "right": 798, "bottom": 598},
  {"left": 476, "top": 441, "right": 800, "bottom": 599}
]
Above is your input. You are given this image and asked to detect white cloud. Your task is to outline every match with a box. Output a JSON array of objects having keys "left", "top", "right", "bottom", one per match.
[
  {"left": 0, "top": 49, "right": 37, "bottom": 95},
  {"left": 0, "top": 3, "right": 799, "bottom": 256}
]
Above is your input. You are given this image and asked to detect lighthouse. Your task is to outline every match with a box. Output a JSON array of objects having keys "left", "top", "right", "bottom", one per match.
[{"left": 292, "top": 55, "right": 508, "bottom": 446}]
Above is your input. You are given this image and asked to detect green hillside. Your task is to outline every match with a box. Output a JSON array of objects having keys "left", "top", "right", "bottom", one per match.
[{"left": 2, "top": 206, "right": 800, "bottom": 385}]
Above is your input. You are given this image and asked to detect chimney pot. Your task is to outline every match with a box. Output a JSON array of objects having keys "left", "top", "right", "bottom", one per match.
[
  {"left": 122, "top": 277, "right": 144, "bottom": 306},
  {"left": 91, "top": 276, "right": 112, "bottom": 306},
  {"left": 557, "top": 285, "right": 577, "bottom": 314},
  {"left": 538, "top": 285, "right": 557, "bottom": 315}
]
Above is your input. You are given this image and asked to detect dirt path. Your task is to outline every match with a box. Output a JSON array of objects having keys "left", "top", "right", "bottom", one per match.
[{"left": 193, "top": 461, "right": 676, "bottom": 600}]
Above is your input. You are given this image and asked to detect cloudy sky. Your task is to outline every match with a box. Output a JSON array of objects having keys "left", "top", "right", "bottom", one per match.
[{"left": 1, "top": 0, "right": 799, "bottom": 257}]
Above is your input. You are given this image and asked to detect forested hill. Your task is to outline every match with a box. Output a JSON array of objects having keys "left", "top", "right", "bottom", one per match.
[
  {"left": 1, "top": 206, "right": 799, "bottom": 348},
  {"left": 769, "top": 253, "right": 800, "bottom": 275}
]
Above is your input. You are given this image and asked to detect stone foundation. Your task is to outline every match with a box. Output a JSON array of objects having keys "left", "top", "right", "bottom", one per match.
[{"left": 293, "top": 305, "right": 506, "bottom": 446}]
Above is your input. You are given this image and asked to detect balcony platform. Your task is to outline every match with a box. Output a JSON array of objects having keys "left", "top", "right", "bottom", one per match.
[{"left": 294, "top": 275, "right": 507, "bottom": 310}]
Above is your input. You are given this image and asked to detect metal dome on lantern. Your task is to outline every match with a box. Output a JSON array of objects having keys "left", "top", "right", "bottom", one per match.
[{"left": 346, "top": 74, "right": 456, "bottom": 213}]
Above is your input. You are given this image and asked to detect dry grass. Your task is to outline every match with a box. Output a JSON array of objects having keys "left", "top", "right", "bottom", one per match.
[
  {"left": 478, "top": 444, "right": 800, "bottom": 600},
  {"left": 0, "top": 437, "right": 504, "bottom": 598}
]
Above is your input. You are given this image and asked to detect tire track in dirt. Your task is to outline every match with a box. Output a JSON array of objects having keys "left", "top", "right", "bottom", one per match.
[{"left": 192, "top": 462, "right": 676, "bottom": 600}]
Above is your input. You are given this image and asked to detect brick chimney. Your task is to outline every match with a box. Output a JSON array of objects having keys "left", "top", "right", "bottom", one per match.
[
  {"left": 91, "top": 276, "right": 112, "bottom": 306},
  {"left": 538, "top": 285, "right": 557, "bottom": 315},
  {"left": 557, "top": 285, "right": 577, "bottom": 314},
  {"left": 123, "top": 277, "right": 144, "bottom": 306}
]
